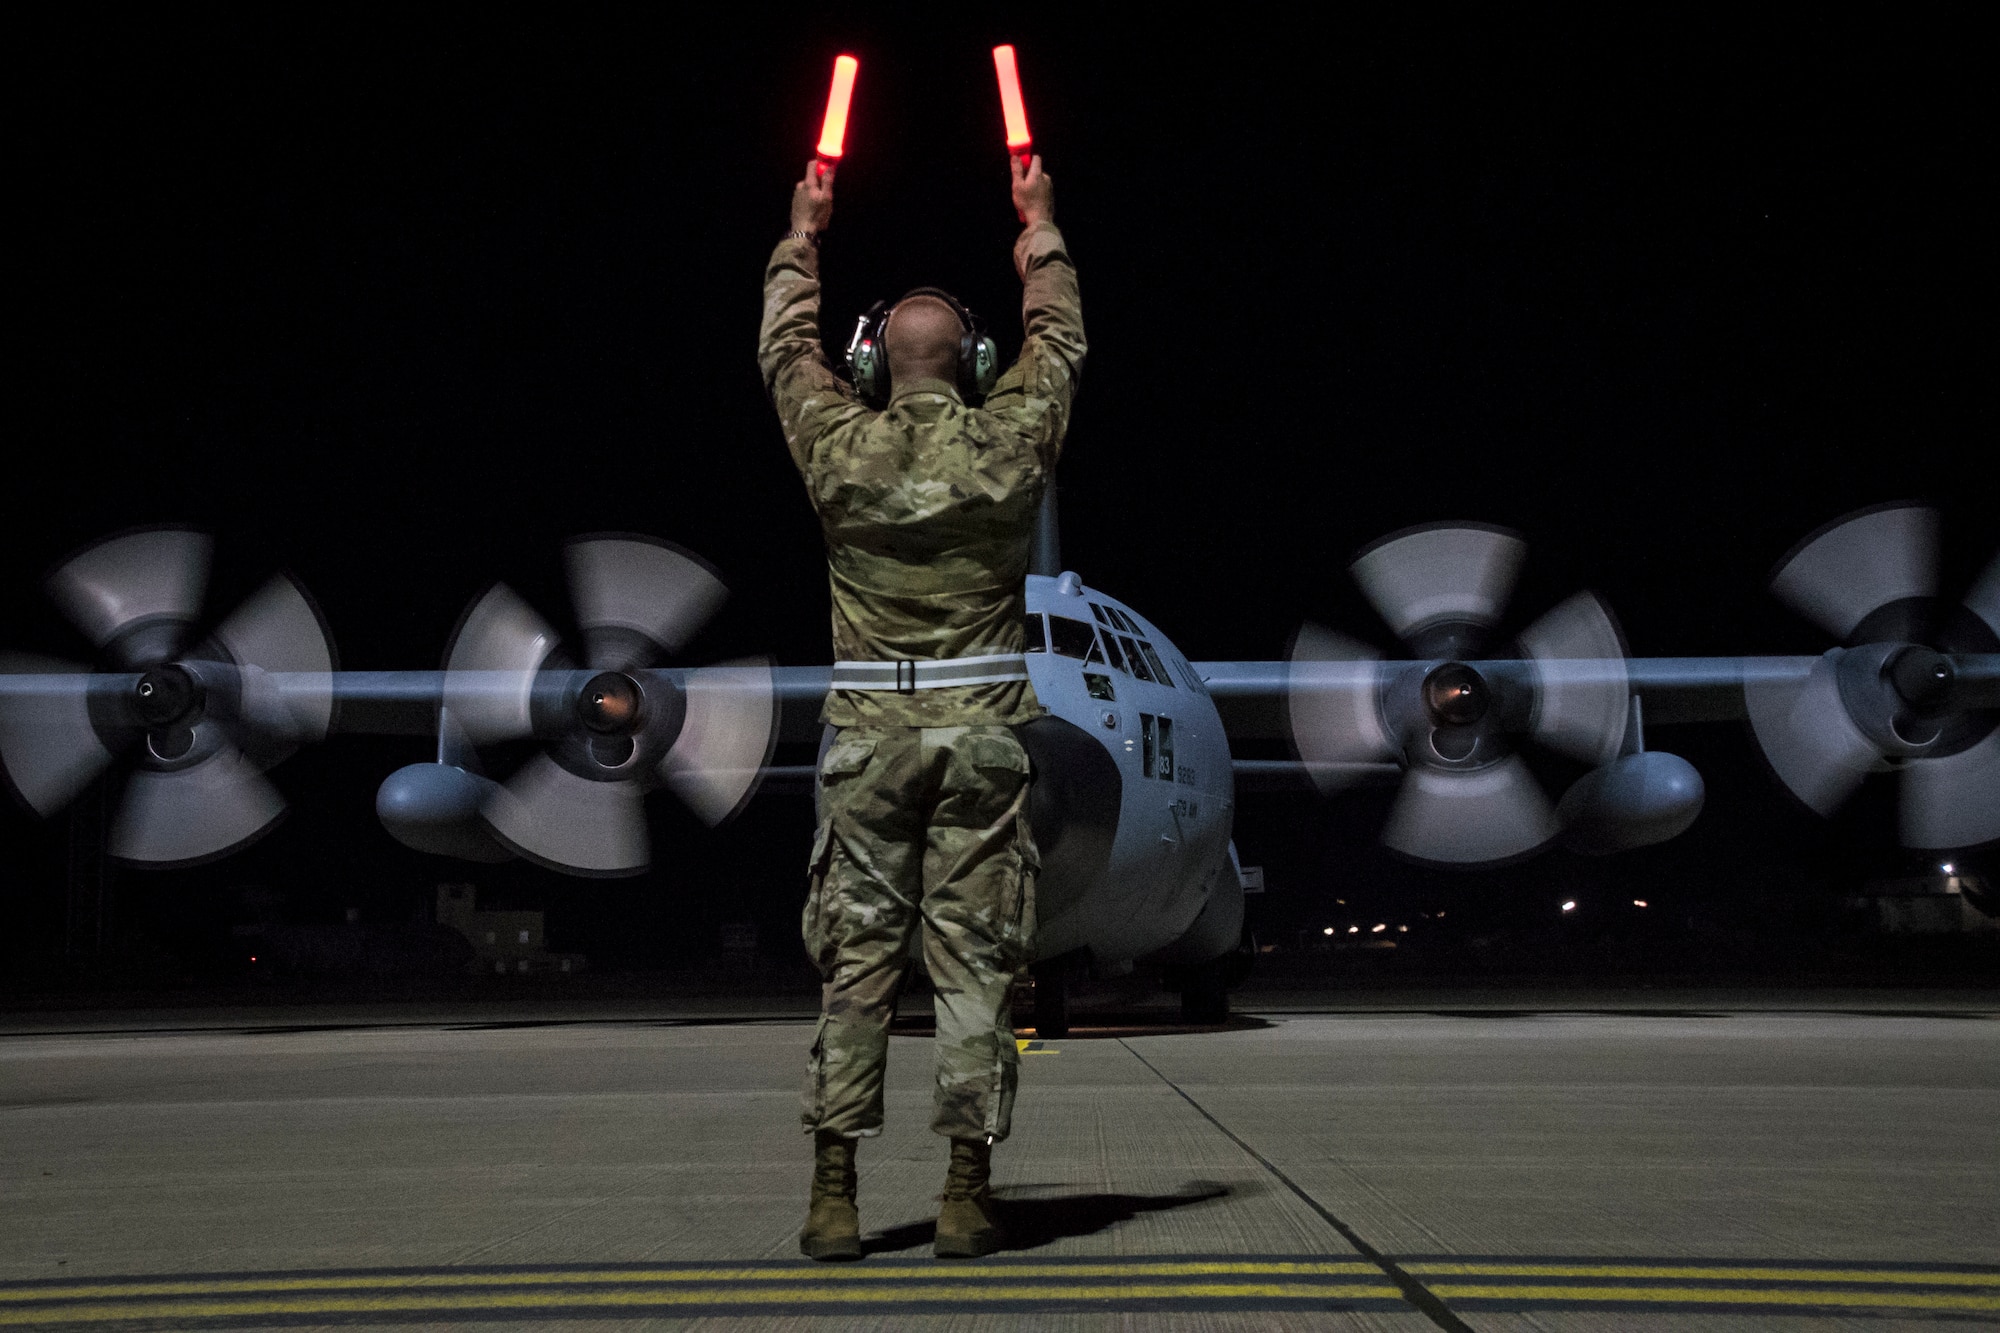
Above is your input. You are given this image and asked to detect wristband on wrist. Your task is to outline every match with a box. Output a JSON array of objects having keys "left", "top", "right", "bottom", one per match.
[{"left": 784, "top": 229, "right": 819, "bottom": 246}]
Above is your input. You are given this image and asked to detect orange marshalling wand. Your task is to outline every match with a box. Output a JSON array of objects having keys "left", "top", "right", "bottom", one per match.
[
  {"left": 992, "top": 45, "right": 1032, "bottom": 163},
  {"left": 816, "top": 55, "right": 859, "bottom": 162}
]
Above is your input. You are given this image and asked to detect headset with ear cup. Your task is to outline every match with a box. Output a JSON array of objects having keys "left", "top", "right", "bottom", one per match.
[{"left": 844, "top": 287, "right": 1001, "bottom": 407}]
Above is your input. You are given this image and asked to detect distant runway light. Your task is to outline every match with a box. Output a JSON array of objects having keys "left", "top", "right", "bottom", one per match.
[
  {"left": 1633, "top": 899, "right": 1648, "bottom": 908},
  {"left": 817, "top": 55, "right": 859, "bottom": 161},
  {"left": 1348, "top": 926, "right": 1359, "bottom": 934},
  {"left": 1372, "top": 923, "right": 1386, "bottom": 933},
  {"left": 1323, "top": 926, "right": 1335, "bottom": 935},
  {"left": 992, "top": 45, "right": 1032, "bottom": 160},
  {"left": 1561, "top": 900, "right": 1577, "bottom": 913},
  {"left": 1941, "top": 862, "right": 1955, "bottom": 875}
]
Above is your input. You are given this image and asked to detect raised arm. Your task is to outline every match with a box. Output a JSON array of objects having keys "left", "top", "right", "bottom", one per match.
[
  {"left": 758, "top": 160, "right": 867, "bottom": 479},
  {"left": 982, "top": 155, "right": 1086, "bottom": 468}
]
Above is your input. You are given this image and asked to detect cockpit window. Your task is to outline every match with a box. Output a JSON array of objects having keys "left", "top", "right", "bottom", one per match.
[
  {"left": 1047, "top": 615, "right": 1099, "bottom": 660},
  {"left": 1024, "top": 613, "right": 1047, "bottom": 653},
  {"left": 1088, "top": 604, "right": 1111, "bottom": 625},
  {"left": 1139, "top": 640, "right": 1176, "bottom": 688},
  {"left": 1119, "top": 635, "right": 1155, "bottom": 683},
  {"left": 1107, "top": 606, "right": 1140, "bottom": 634}
]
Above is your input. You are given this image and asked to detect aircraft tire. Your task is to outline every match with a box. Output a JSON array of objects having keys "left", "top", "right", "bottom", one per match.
[
  {"left": 1031, "top": 959, "right": 1070, "bottom": 1038},
  {"left": 1179, "top": 966, "right": 1230, "bottom": 1025}
]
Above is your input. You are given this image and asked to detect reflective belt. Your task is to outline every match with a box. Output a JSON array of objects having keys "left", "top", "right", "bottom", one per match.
[{"left": 830, "top": 653, "right": 1030, "bottom": 693}]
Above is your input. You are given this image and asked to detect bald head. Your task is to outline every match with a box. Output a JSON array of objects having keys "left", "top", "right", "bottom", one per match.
[{"left": 883, "top": 295, "right": 965, "bottom": 389}]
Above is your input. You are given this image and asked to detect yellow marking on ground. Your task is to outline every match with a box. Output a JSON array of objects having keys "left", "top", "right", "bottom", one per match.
[
  {"left": 11, "top": 1260, "right": 1995, "bottom": 1323},
  {"left": 0, "top": 1281, "right": 1404, "bottom": 1324},
  {"left": 1407, "top": 1262, "right": 2000, "bottom": 1287},
  {"left": 1428, "top": 1283, "right": 2000, "bottom": 1313},
  {"left": 0, "top": 1261, "right": 1381, "bottom": 1304}
]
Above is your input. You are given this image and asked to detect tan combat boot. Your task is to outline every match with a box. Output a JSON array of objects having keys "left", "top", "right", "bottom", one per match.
[
  {"left": 799, "top": 1130, "right": 862, "bottom": 1261},
  {"left": 933, "top": 1137, "right": 1004, "bottom": 1258}
]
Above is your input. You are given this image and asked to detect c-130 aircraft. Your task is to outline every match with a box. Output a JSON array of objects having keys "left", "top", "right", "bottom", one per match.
[{"left": 2, "top": 498, "right": 1996, "bottom": 1026}]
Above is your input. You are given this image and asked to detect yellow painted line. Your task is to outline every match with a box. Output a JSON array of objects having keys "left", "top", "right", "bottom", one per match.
[
  {"left": 0, "top": 1281, "right": 1405, "bottom": 1324},
  {"left": 1429, "top": 1283, "right": 2000, "bottom": 1313},
  {"left": 1408, "top": 1262, "right": 2000, "bottom": 1287},
  {"left": 0, "top": 1261, "right": 1381, "bottom": 1304}
]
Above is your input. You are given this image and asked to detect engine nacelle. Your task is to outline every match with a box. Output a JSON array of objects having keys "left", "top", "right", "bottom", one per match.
[
  {"left": 1557, "top": 751, "right": 1705, "bottom": 855},
  {"left": 376, "top": 763, "right": 512, "bottom": 862}
]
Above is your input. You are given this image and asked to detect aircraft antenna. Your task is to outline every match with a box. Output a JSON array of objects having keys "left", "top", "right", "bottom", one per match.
[{"left": 1030, "top": 482, "right": 1062, "bottom": 577}]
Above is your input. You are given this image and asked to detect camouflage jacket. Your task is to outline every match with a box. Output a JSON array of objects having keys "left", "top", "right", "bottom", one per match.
[{"left": 759, "top": 222, "right": 1086, "bottom": 727}]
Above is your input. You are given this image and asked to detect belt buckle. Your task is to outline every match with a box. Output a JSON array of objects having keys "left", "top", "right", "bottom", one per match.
[{"left": 896, "top": 660, "right": 917, "bottom": 694}]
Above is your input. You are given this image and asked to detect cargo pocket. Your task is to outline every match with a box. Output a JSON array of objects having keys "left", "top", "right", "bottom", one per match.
[
  {"left": 802, "top": 1013, "right": 830, "bottom": 1130},
  {"left": 1006, "top": 806, "right": 1039, "bottom": 960},
  {"left": 805, "top": 733, "right": 875, "bottom": 967},
  {"left": 820, "top": 732, "right": 878, "bottom": 785},
  {"left": 958, "top": 730, "right": 1030, "bottom": 786},
  {"left": 801, "top": 821, "right": 836, "bottom": 968}
]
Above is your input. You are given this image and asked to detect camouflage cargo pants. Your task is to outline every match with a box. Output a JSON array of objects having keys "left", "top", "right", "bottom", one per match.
[{"left": 802, "top": 725, "right": 1038, "bottom": 1141}]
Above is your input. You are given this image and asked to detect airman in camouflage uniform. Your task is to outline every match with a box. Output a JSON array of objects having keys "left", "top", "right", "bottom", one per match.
[{"left": 760, "top": 152, "right": 1084, "bottom": 1259}]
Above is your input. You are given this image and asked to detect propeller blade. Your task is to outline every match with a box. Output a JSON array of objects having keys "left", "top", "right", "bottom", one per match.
[
  {"left": 214, "top": 574, "right": 337, "bottom": 743},
  {"left": 660, "top": 657, "right": 779, "bottom": 826},
  {"left": 565, "top": 537, "right": 728, "bottom": 670},
  {"left": 46, "top": 529, "right": 212, "bottom": 667},
  {"left": 0, "top": 655, "right": 117, "bottom": 816},
  {"left": 1351, "top": 523, "right": 1524, "bottom": 654},
  {"left": 1743, "top": 652, "right": 1882, "bottom": 816},
  {"left": 442, "top": 584, "right": 559, "bottom": 745},
  {"left": 1772, "top": 504, "right": 1938, "bottom": 643},
  {"left": 1967, "top": 552, "right": 2000, "bottom": 640},
  {"left": 1901, "top": 730, "right": 2000, "bottom": 850},
  {"left": 482, "top": 752, "right": 649, "bottom": 876},
  {"left": 110, "top": 745, "right": 285, "bottom": 865},
  {"left": 1381, "top": 753, "right": 1558, "bottom": 864},
  {"left": 1285, "top": 623, "right": 1392, "bottom": 792},
  {"left": 1521, "top": 591, "right": 1630, "bottom": 766}
]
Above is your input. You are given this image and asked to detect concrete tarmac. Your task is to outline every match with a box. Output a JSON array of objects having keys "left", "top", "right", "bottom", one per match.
[{"left": 2, "top": 993, "right": 1995, "bottom": 1330}]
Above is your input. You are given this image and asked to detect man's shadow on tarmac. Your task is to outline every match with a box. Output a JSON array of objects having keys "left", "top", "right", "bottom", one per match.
[{"left": 861, "top": 1181, "right": 1232, "bottom": 1256}]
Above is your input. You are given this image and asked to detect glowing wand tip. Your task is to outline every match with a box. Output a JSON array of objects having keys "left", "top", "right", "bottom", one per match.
[
  {"left": 817, "top": 54, "right": 858, "bottom": 161},
  {"left": 992, "top": 44, "right": 1032, "bottom": 160}
]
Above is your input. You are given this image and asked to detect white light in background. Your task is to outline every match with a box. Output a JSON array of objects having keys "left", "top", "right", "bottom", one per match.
[
  {"left": 1941, "top": 863, "right": 1955, "bottom": 875},
  {"left": 1348, "top": 926, "right": 1360, "bottom": 934},
  {"left": 1633, "top": 899, "right": 1648, "bottom": 908},
  {"left": 1372, "top": 923, "right": 1386, "bottom": 933},
  {"left": 1323, "top": 927, "right": 1335, "bottom": 935},
  {"left": 1561, "top": 900, "right": 1577, "bottom": 913}
]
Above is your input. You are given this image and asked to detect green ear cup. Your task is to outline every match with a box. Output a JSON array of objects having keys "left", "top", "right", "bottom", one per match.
[
  {"left": 970, "top": 336, "right": 1000, "bottom": 398},
  {"left": 852, "top": 336, "right": 886, "bottom": 404}
]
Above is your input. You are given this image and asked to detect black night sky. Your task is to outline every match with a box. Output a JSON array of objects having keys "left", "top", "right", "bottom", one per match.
[{"left": 7, "top": 14, "right": 1994, "bottom": 985}]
